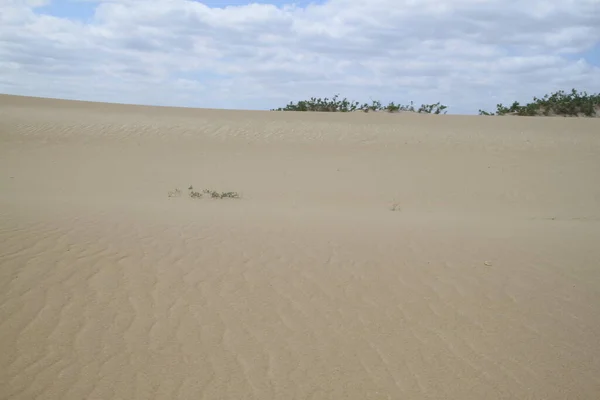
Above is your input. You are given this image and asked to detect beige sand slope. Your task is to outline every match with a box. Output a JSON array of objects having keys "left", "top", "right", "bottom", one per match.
[{"left": 1, "top": 94, "right": 600, "bottom": 399}]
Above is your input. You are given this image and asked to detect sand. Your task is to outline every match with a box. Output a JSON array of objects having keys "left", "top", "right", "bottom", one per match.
[{"left": 1, "top": 94, "right": 600, "bottom": 399}]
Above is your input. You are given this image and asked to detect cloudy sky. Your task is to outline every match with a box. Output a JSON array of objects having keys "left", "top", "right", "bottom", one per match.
[{"left": 1, "top": 0, "right": 599, "bottom": 113}]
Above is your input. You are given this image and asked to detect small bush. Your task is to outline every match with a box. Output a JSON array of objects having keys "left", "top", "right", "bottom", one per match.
[
  {"left": 479, "top": 89, "right": 600, "bottom": 117},
  {"left": 418, "top": 102, "right": 448, "bottom": 114},
  {"left": 168, "top": 188, "right": 182, "bottom": 198},
  {"left": 272, "top": 94, "right": 447, "bottom": 114},
  {"left": 184, "top": 186, "right": 240, "bottom": 200},
  {"left": 219, "top": 191, "right": 240, "bottom": 199},
  {"left": 206, "top": 190, "right": 239, "bottom": 199}
]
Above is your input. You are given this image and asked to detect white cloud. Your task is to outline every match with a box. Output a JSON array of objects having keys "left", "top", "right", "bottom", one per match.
[{"left": 1, "top": 0, "right": 599, "bottom": 113}]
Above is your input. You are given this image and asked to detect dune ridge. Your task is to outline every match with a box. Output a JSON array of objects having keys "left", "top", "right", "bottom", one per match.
[{"left": 1, "top": 94, "right": 600, "bottom": 399}]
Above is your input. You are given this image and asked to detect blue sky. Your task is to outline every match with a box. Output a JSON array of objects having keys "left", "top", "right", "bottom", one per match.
[
  {"left": 578, "top": 43, "right": 600, "bottom": 65},
  {"left": 37, "top": 0, "right": 327, "bottom": 20},
  {"left": 2, "top": 0, "right": 599, "bottom": 114},
  {"left": 38, "top": 0, "right": 96, "bottom": 21}
]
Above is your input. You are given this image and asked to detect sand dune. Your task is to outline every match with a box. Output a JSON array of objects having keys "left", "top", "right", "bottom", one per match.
[{"left": 1, "top": 94, "right": 600, "bottom": 399}]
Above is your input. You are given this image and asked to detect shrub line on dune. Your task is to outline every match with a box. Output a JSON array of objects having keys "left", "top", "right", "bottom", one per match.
[{"left": 272, "top": 89, "right": 600, "bottom": 117}]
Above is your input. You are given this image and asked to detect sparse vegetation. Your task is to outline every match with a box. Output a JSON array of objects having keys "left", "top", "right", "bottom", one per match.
[
  {"left": 272, "top": 94, "right": 448, "bottom": 114},
  {"left": 206, "top": 189, "right": 240, "bottom": 199},
  {"left": 179, "top": 186, "right": 240, "bottom": 200},
  {"left": 188, "top": 185, "right": 203, "bottom": 198},
  {"left": 168, "top": 188, "right": 182, "bottom": 198},
  {"left": 272, "top": 89, "right": 599, "bottom": 117},
  {"left": 168, "top": 186, "right": 241, "bottom": 200},
  {"left": 478, "top": 89, "right": 600, "bottom": 117}
]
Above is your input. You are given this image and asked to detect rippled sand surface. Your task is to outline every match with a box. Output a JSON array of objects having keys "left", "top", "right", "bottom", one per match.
[{"left": 1, "top": 94, "right": 600, "bottom": 399}]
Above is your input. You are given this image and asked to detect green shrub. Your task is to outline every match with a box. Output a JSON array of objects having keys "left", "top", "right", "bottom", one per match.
[
  {"left": 479, "top": 89, "right": 600, "bottom": 117},
  {"left": 272, "top": 94, "right": 447, "bottom": 114}
]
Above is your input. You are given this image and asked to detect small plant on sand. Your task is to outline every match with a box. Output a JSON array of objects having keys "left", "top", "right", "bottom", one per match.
[
  {"left": 187, "top": 185, "right": 203, "bottom": 199},
  {"left": 478, "top": 89, "right": 600, "bottom": 117},
  {"left": 168, "top": 188, "right": 182, "bottom": 198},
  {"left": 206, "top": 190, "right": 240, "bottom": 199},
  {"left": 185, "top": 186, "right": 241, "bottom": 200}
]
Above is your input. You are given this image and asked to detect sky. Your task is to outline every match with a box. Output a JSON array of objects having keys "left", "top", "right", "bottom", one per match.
[{"left": 1, "top": 0, "right": 599, "bottom": 114}]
